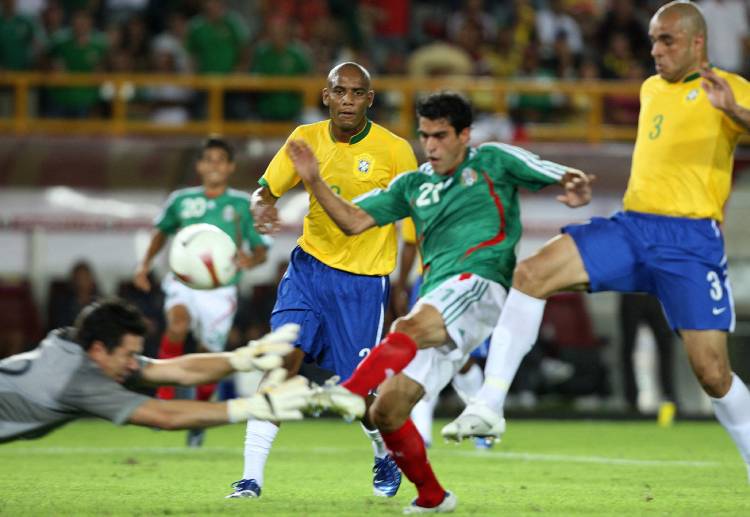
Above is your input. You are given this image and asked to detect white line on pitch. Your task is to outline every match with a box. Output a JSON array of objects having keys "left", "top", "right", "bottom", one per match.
[{"left": 0, "top": 446, "right": 721, "bottom": 467}]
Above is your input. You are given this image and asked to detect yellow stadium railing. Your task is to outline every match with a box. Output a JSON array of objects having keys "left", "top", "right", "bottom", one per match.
[{"left": 0, "top": 73, "right": 643, "bottom": 142}]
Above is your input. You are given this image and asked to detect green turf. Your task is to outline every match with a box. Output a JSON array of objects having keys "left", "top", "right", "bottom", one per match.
[{"left": 0, "top": 419, "right": 747, "bottom": 516}]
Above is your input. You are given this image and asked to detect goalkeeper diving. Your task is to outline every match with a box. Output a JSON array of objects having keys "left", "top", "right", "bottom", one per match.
[{"left": 0, "top": 298, "right": 312, "bottom": 443}]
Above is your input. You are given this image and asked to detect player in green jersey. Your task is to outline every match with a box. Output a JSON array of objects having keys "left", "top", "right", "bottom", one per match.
[
  {"left": 134, "top": 136, "right": 268, "bottom": 446},
  {"left": 286, "top": 91, "right": 594, "bottom": 513}
]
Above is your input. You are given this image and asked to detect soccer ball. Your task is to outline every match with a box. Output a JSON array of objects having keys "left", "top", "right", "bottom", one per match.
[{"left": 169, "top": 224, "right": 238, "bottom": 289}]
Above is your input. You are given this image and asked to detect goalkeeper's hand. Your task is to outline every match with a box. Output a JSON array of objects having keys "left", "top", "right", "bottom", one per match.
[
  {"left": 229, "top": 323, "right": 299, "bottom": 372},
  {"left": 227, "top": 368, "right": 313, "bottom": 422}
]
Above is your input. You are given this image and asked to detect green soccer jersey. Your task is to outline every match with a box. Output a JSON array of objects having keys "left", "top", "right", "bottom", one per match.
[
  {"left": 356, "top": 143, "right": 566, "bottom": 294},
  {"left": 154, "top": 187, "right": 267, "bottom": 285}
]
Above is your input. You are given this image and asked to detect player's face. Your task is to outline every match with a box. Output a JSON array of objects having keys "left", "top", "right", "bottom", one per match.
[
  {"left": 322, "top": 68, "right": 373, "bottom": 133},
  {"left": 649, "top": 13, "right": 703, "bottom": 83},
  {"left": 417, "top": 117, "right": 470, "bottom": 175},
  {"left": 197, "top": 147, "right": 235, "bottom": 188},
  {"left": 92, "top": 334, "right": 143, "bottom": 384}
]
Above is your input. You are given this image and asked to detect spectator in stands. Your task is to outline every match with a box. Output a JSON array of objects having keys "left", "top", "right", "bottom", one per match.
[
  {"left": 44, "top": 9, "right": 108, "bottom": 118},
  {"left": 535, "top": 0, "right": 584, "bottom": 60},
  {"left": 48, "top": 260, "right": 100, "bottom": 330},
  {"left": 144, "top": 36, "right": 193, "bottom": 124},
  {"left": 360, "top": 0, "right": 411, "bottom": 73},
  {"left": 151, "top": 11, "right": 190, "bottom": 73},
  {"left": 0, "top": 0, "right": 41, "bottom": 72},
  {"left": 595, "top": 0, "right": 651, "bottom": 68},
  {"left": 120, "top": 14, "right": 150, "bottom": 72},
  {"left": 104, "top": 0, "right": 147, "bottom": 26},
  {"left": 39, "top": 1, "right": 65, "bottom": 45},
  {"left": 186, "top": 0, "right": 249, "bottom": 75},
  {"left": 250, "top": 16, "right": 312, "bottom": 121},
  {"left": 509, "top": 43, "right": 564, "bottom": 123},
  {"left": 699, "top": 0, "right": 750, "bottom": 74},
  {"left": 186, "top": 0, "right": 250, "bottom": 119},
  {"left": 447, "top": 0, "right": 497, "bottom": 44},
  {"left": 619, "top": 293, "right": 675, "bottom": 413}
]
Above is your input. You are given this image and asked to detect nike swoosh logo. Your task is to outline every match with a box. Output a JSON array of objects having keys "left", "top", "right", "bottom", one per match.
[{"left": 713, "top": 307, "right": 727, "bottom": 315}]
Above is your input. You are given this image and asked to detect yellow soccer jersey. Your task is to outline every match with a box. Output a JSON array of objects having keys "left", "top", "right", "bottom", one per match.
[
  {"left": 261, "top": 119, "right": 417, "bottom": 275},
  {"left": 624, "top": 69, "right": 750, "bottom": 221}
]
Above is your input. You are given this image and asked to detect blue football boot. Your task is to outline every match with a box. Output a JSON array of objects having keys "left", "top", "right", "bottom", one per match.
[
  {"left": 225, "top": 478, "right": 261, "bottom": 499},
  {"left": 372, "top": 455, "right": 401, "bottom": 497}
]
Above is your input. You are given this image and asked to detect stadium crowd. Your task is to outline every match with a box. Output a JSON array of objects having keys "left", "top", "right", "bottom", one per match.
[{"left": 2, "top": 0, "right": 749, "bottom": 122}]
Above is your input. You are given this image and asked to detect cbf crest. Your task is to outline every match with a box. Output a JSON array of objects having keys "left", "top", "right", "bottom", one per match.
[
  {"left": 461, "top": 167, "right": 479, "bottom": 187},
  {"left": 354, "top": 153, "right": 375, "bottom": 177}
]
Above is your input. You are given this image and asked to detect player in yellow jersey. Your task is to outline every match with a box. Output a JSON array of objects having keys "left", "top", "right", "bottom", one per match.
[
  {"left": 444, "top": 1, "right": 750, "bottom": 483},
  {"left": 226, "top": 62, "right": 417, "bottom": 499}
]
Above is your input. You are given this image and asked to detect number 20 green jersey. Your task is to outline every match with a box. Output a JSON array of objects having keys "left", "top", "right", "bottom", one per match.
[
  {"left": 356, "top": 143, "right": 566, "bottom": 294},
  {"left": 154, "top": 186, "right": 268, "bottom": 285}
]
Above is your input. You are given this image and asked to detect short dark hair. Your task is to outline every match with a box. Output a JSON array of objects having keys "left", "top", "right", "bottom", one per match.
[
  {"left": 201, "top": 135, "right": 234, "bottom": 162},
  {"left": 416, "top": 92, "right": 473, "bottom": 134},
  {"left": 75, "top": 298, "right": 147, "bottom": 352}
]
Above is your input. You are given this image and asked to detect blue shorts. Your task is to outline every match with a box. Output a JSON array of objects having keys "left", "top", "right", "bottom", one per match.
[
  {"left": 271, "top": 247, "right": 390, "bottom": 378},
  {"left": 563, "top": 211, "right": 734, "bottom": 331}
]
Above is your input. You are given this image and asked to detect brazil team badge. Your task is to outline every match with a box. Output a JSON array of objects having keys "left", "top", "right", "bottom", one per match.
[{"left": 354, "top": 153, "right": 375, "bottom": 177}]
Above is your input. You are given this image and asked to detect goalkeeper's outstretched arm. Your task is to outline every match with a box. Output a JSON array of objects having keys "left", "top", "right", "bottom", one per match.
[
  {"left": 139, "top": 324, "right": 299, "bottom": 386},
  {"left": 127, "top": 369, "right": 314, "bottom": 429}
]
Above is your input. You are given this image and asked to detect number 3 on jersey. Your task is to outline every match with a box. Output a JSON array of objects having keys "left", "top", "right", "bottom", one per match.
[{"left": 649, "top": 114, "right": 664, "bottom": 140}]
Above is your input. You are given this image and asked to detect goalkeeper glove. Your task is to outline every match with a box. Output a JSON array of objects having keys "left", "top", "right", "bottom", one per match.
[
  {"left": 229, "top": 323, "right": 299, "bottom": 372},
  {"left": 227, "top": 368, "right": 313, "bottom": 422}
]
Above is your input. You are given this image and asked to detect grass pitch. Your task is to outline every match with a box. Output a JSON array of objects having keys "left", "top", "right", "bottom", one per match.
[{"left": 0, "top": 418, "right": 748, "bottom": 516}]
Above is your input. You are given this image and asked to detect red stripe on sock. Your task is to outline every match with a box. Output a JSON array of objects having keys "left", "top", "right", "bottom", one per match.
[
  {"left": 341, "top": 332, "right": 417, "bottom": 398},
  {"left": 382, "top": 419, "right": 445, "bottom": 508}
]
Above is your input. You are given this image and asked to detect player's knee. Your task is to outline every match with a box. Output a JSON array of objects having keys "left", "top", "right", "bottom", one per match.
[
  {"left": 370, "top": 399, "right": 408, "bottom": 433},
  {"left": 513, "top": 259, "right": 547, "bottom": 297},
  {"left": 390, "top": 317, "right": 426, "bottom": 347},
  {"left": 694, "top": 364, "right": 731, "bottom": 397}
]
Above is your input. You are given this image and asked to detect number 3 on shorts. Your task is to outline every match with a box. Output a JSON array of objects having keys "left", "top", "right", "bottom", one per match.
[{"left": 706, "top": 270, "right": 723, "bottom": 301}]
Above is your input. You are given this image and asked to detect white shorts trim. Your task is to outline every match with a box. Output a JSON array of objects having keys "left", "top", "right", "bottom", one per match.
[{"left": 402, "top": 273, "right": 506, "bottom": 400}]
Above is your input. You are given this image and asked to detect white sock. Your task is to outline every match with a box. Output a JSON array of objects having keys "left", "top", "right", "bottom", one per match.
[
  {"left": 411, "top": 396, "right": 438, "bottom": 445},
  {"left": 242, "top": 419, "right": 279, "bottom": 486},
  {"left": 452, "top": 363, "right": 483, "bottom": 405},
  {"left": 477, "top": 288, "right": 546, "bottom": 413},
  {"left": 710, "top": 373, "right": 750, "bottom": 475},
  {"left": 361, "top": 422, "right": 388, "bottom": 458}
]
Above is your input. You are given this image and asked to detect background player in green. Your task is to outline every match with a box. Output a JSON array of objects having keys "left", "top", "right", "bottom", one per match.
[
  {"left": 288, "top": 92, "right": 593, "bottom": 513},
  {"left": 134, "top": 136, "right": 268, "bottom": 446}
]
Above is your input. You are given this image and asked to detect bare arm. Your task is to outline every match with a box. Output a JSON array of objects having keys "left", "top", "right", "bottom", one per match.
[
  {"left": 128, "top": 399, "right": 231, "bottom": 430},
  {"left": 701, "top": 67, "right": 750, "bottom": 132},
  {"left": 286, "top": 139, "right": 376, "bottom": 235},
  {"left": 251, "top": 186, "right": 280, "bottom": 234},
  {"left": 555, "top": 169, "right": 595, "bottom": 208},
  {"left": 140, "top": 353, "right": 235, "bottom": 386},
  {"left": 134, "top": 230, "right": 168, "bottom": 292}
]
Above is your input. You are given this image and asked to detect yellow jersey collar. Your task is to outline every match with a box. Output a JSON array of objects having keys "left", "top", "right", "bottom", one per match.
[{"left": 328, "top": 118, "right": 372, "bottom": 144}]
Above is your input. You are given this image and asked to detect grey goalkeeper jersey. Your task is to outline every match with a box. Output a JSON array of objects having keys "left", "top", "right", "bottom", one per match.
[{"left": 0, "top": 329, "right": 149, "bottom": 443}]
